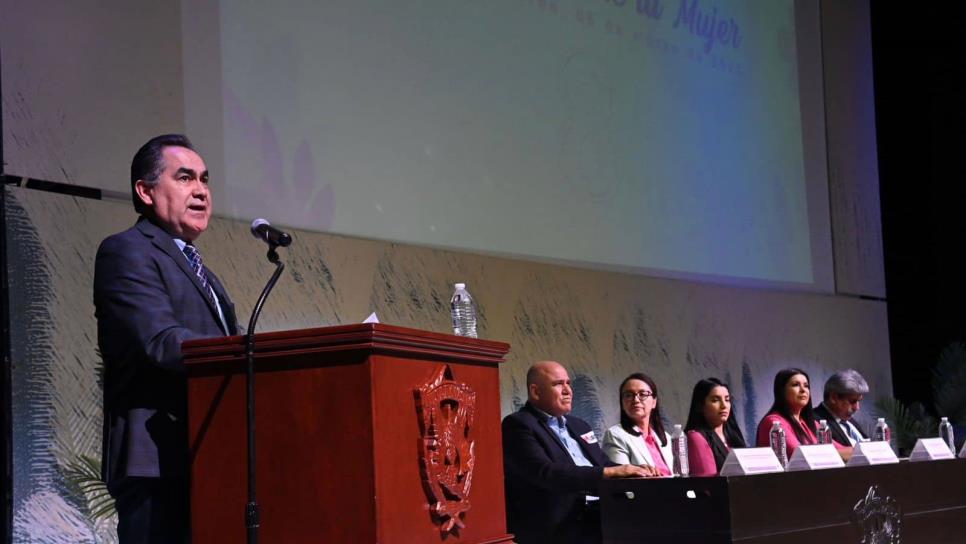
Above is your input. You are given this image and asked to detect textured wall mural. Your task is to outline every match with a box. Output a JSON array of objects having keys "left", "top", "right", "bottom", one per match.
[{"left": 5, "top": 185, "right": 891, "bottom": 542}]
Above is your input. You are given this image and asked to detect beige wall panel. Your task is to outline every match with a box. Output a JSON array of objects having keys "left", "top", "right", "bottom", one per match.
[
  {"left": 821, "top": 0, "right": 886, "bottom": 298},
  {"left": 0, "top": 0, "right": 184, "bottom": 190}
]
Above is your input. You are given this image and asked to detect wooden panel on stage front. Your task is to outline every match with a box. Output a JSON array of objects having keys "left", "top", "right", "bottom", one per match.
[{"left": 601, "top": 459, "right": 966, "bottom": 544}]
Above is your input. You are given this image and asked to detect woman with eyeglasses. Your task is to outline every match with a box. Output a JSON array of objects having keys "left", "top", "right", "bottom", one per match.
[
  {"left": 684, "top": 378, "right": 746, "bottom": 477},
  {"left": 602, "top": 373, "right": 673, "bottom": 476}
]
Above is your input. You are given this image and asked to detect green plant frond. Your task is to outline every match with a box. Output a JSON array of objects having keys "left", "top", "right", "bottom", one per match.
[
  {"left": 64, "top": 455, "right": 103, "bottom": 479},
  {"left": 91, "top": 503, "right": 118, "bottom": 520},
  {"left": 88, "top": 494, "right": 114, "bottom": 507},
  {"left": 60, "top": 452, "right": 117, "bottom": 523},
  {"left": 89, "top": 495, "right": 116, "bottom": 509},
  {"left": 873, "top": 396, "right": 934, "bottom": 455}
]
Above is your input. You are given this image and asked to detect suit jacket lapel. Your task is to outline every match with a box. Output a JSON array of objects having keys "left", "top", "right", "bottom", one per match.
[
  {"left": 208, "top": 272, "right": 238, "bottom": 334},
  {"left": 573, "top": 428, "right": 602, "bottom": 465},
  {"left": 525, "top": 404, "right": 572, "bottom": 459},
  {"left": 817, "top": 404, "right": 851, "bottom": 446},
  {"left": 830, "top": 420, "right": 851, "bottom": 446},
  {"left": 632, "top": 428, "right": 654, "bottom": 466},
  {"left": 529, "top": 404, "right": 603, "bottom": 466},
  {"left": 136, "top": 218, "right": 225, "bottom": 327}
]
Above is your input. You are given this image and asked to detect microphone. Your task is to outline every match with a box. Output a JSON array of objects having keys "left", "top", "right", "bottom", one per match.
[{"left": 250, "top": 218, "right": 293, "bottom": 247}]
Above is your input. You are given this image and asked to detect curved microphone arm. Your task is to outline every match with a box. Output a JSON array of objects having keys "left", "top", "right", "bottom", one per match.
[
  {"left": 244, "top": 244, "right": 285, "bottom": 544},
  {"left": 247, "top": 246, "right": 284, "bottom": 336}
]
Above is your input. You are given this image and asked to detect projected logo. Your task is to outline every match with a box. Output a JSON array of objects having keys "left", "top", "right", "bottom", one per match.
[{"left": 414, "top": 365, "right": 477, "bottom": 535}]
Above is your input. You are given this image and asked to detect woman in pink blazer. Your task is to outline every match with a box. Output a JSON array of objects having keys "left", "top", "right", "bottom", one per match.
[
  {"left": 684, "top": 378, "right": 746, "bottom": 477},
  {"left": 755, "top": 368, "right": 818, "bottom": 459}
]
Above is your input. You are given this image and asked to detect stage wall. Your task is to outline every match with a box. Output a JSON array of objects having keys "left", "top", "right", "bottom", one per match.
[{"left": 4, "top": 186, "right": 889, "bottom": 542}]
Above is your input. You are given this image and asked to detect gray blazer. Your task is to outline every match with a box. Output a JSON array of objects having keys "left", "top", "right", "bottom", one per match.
[{"left": 602, "top": 423, "right": 673, "bottom": 469}]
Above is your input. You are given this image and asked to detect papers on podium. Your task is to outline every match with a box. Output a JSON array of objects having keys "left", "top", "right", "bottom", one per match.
[
  {"left": 846, "top": 441, "right": 899, "bottom": 466},
  {"left": 908, "top": 438, "right": 955, "bottom": 462},
  {"left": 719, "top": 447, "right": 785, "bottom": 476},
  {"left": 786, "top": 444, "right": 845, "bottom": 471}
]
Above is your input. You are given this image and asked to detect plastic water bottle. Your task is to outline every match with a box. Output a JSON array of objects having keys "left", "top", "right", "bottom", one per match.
[
  {"left": 873, "top": 418, "right": 892, "bottom": 450},
  {"left": 670, "top": 424, "right": 689, "bottom": 477},
  {"left": 939, "top": 417, "right": 955, "bottom": 454},
  {"left": 450, "top": 283, "right": 478, "bottom": 338},
  {"left": 817, "top": 419, "right": 832, "bottom": 445},
  {"left": 769, "top": 421, "right": 788, "bottom": 467}
]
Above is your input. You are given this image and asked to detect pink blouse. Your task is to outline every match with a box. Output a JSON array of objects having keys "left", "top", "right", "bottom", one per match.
[
  {"left": 756, "top": 413, "right": 817, "bottom": 459},
  {"left": 687, "top": 430, "right": 722, "bottom": 477},
  {"left": 644, "top": 433, "right": 672, "bottom": 476}
]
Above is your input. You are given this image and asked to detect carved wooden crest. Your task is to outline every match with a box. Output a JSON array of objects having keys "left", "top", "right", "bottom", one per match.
[
  {"left": 851, "top": 485, "right": 901, "bottom": 544},
  {"left": 414, "top": 364, "right": 476, "bottom": 535}
]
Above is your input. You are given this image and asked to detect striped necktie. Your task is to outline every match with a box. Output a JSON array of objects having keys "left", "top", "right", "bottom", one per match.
[{"left": 182, "top": 244, "right": 215, "bottom": 304}]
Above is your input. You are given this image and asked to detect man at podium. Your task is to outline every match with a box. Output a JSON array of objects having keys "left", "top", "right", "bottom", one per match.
[
  {"left": 94, "top": 134, "right": 239, "bottom": 543},
  {"left": 502, "top": 361, "right": 652, "bottom": 544}
]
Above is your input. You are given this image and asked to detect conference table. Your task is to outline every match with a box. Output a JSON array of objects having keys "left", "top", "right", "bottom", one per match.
[{"left": 600, "top": 458, "right": 966, "bottom": 543}]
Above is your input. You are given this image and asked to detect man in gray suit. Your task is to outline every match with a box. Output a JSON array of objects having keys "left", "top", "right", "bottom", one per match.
[
  {"left": 95, "top": 134, "right": 238, "bottom": 543},
  {"left": 813, "top": 369, "right": 870, "bottom": 447}
]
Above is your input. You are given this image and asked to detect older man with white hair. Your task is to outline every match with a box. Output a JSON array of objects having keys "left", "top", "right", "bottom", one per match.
[{"left": 814, "top": 369, "right": 870, "bottom": 447}]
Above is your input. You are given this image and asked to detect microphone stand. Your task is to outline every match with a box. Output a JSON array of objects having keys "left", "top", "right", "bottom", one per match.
[{"left": 245, "top": 244, "right": 285, "bottom": 544}]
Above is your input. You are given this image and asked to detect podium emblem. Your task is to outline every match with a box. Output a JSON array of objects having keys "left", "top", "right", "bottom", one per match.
[
  {"left": 415, "top": 364, "right": 477, "bottom": 535},
  {"left": 851, "top": 485, "right": 901, "bottom": 544}
]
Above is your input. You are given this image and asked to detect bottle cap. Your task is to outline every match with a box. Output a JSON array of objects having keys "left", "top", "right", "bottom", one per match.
[
  {"left": 772, "top": 420, "right": 781, "bottom": 428},
  {"left": 877, "top": 417, "right": 885, "bottom": 424},
  {"left": 673, "top": 423, "right": 682, "bottom": 431},
  {"left": 941, "top": 416, "right": 949, "bottom": 422},
  {"left": 819, "top": 419, "right": 827, "bottom": 425},
  {"left": 454, "top": 283, "right": 466, "bottom": 290}
]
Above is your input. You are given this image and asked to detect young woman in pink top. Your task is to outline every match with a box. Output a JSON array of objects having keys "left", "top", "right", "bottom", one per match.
[
  {"left": 755, "top": 368, "right": 818, "bottom": 458},
  {"left": 684, "top": 378, "right": 747, "bottom": 477}
]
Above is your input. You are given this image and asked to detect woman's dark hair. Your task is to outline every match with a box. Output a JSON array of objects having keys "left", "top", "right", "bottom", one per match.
[
  {"left": 761, "top": 368, "right": 817, "bottom": 444},
  {"left": 618, "top": 373, "right": 667, "bottom": 447},
  {"left": 684, "top": 378, "right": 747, "bottom": 470},
  {"left": 130, "top": 134, "right": 195, "bottom": 214}
]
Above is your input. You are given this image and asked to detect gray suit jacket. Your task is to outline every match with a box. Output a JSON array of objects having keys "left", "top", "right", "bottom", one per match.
[
  {"left": 601, "top": 423, "right": 673, "bottom": 469},
  {"left": 95, "top": 217, "right": 238, "bottom": 487}
]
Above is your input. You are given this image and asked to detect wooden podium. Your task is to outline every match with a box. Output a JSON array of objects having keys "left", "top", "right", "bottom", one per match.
[{"left": 182, "top": 323, "right": 514, "bottom": 543}]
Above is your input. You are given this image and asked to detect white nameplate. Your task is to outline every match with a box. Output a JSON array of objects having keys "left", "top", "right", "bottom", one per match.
[
  {"left": 719, "top": 447, "right": 785, "bottom": 476},
  {"left": 786, "top": 444, "right": 846, "bottom": 471},
  {"left": 909, "top": 438, "right": 955, "bottom": 461},
  {"left": 846, "top": 441, "right": 899, "bottom": 466}
]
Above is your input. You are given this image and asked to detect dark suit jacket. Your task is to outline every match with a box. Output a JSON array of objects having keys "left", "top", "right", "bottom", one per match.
[
  {"left": 95, "top": 217, "right": 238, "bottom": 488},
  {"left": 502, "top": 403, "right": 614, "bottom": 544},
  {"left": 814, "top": 403, "right": 867, "bottom": 447}
]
